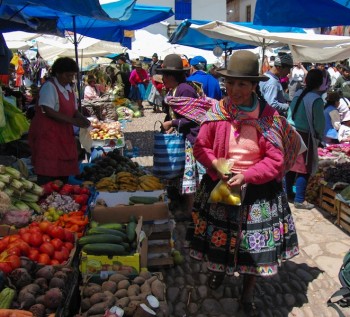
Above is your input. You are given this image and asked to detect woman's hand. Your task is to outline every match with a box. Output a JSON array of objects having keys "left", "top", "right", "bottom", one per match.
[
  {"left": 73, "top": 111, "right": 91, "bottom": 128},
  {"left": 212, "top": 159, "right": 230, "bottom": 181},
  {"left": 227, "top": 173, "right": 245, "bottom": 188},
  {"left": 162, "top": 121, "right": 173, "bottom": 132}
]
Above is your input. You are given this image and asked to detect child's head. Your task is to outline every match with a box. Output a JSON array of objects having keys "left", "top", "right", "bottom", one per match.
[{"left": 326, "top": 90, "right": 340, "bottom": 106}]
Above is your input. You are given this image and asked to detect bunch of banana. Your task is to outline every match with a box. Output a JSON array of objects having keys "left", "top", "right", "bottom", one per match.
[
  {"left": 116, "top": 172, "right": 139, "bottom": 191},
  {"left": 96, "top": 177, "right": 118, "bottom": 191},
  {"left": 138, "top": 175, "right": 164, "bottom": 190}
]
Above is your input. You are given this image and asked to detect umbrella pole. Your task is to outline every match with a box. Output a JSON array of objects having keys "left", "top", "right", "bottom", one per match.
[
  {"left": 72, "top": 16, "right": 82, "bottom": 110},
  {"left": 261, "top": 39, "right": 266, "bottom": 75}
]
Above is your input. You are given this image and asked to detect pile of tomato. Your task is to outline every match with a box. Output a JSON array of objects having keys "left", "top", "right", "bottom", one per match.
[{"left": 0, "top": 222, "right": 75, "bottom": 273}]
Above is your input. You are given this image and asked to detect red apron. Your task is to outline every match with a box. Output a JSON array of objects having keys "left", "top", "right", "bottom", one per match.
[{"left": 28, "top": 80, "right": 79, "bottom": 177}]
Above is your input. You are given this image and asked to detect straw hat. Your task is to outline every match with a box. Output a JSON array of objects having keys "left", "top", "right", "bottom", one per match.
[{"left": 216, "top": 51, "right": 269, "bottom": 82}]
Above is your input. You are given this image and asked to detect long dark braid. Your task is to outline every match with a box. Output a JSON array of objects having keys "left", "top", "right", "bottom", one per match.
[{"left": 291, "top": 69, "right": 323, "bottom": 120}]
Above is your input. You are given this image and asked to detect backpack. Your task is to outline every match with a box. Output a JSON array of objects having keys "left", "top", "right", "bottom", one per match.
[{"left": 327, "top": 251, "right": 350, "bottom": 316}]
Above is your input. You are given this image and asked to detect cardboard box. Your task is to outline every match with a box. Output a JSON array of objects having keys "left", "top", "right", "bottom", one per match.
[
  {"left": 92, "top": 190, "right": 169, "bottom": 223},
  {"left": 80, "top": 211, "right": 147, "bottom": 276}
]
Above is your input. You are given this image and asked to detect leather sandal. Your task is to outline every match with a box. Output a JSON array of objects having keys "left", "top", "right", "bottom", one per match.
[{"left": 207, "top": 272, "right": 225, "bottom": 290}]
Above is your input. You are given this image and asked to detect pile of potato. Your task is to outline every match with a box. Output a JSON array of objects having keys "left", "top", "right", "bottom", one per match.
[{"left": 79, "top": 271, "right": 168, "bottom": 317}]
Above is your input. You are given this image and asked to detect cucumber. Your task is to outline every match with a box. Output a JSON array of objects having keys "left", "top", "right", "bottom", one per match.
[
  {"left": 78, "top": 234, "right": 123, "bottom": 246},
  {"left": 87, "top": 228, "right": 127, "bottom": 240},
  {"left": 129, "top": 196, "right": 159, "bottom": 204},
  {"left": 97, "top": 223, "right": 124, "bottom": 231},
  {"left": 82, "top": 243, "right": 126, "bottom": 256},
  {"left": 126, "top": 220, "right": 137, "bottom": 243}
]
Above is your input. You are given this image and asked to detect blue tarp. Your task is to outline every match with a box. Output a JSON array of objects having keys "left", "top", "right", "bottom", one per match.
[
  {"left": 0, "top": 2, "right": 173, "bottom": 43},
  {"left": 254, "top": 0, "right": 350, "bottom": 28},
  {"left": 169, "top": 19, "right": 306, "bottom": 51}
]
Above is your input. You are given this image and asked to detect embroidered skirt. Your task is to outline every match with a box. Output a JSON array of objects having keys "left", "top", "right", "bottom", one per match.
[
  {"left": 188, "top": 174, "right": 299, "bottom": 277},
  {"left": 181, "top": 139, "right": 206, "bottom": 194}
]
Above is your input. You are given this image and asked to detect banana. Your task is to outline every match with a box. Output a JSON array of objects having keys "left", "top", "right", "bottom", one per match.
[
  {"left": 139, "top": 175, "right": 162, "bottom": 182},
  {"left": 116, "top": 172, "right": 135, "bottom": 178}
]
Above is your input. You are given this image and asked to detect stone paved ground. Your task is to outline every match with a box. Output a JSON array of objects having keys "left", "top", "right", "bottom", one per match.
[{"left": 123, "top": 103, "right": 350, "bottom": 317}]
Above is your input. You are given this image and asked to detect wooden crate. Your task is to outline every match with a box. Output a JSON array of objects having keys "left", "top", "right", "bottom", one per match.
[
  {"left": 337, "top": 200, "right": 350, "bottom": 234},
  {"left": 318, "top": 185, "right": 338, "bottom": 216}
]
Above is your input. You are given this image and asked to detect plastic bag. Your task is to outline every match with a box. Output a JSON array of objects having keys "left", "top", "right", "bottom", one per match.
[{"left": 208, "top": 158, "right": 241, "bottom": 205}]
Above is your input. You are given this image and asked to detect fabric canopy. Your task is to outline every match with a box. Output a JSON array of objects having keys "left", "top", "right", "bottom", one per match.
[
  {"left": 192, "top": 20, "right": 350, "bottom": 63},
  {"left": 254, "top": 0, "right": 350, "bottom": 28},
  {"left": 170, "top": 19, "right": 305, "bottom": 51},
  {"left": 124, "top": 29, "right": 218, "bottom": 63}
]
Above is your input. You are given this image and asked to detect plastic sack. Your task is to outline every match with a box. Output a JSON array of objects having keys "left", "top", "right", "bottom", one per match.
[
  {"left": 208, "top": 158, "right": 241, "bottom": 205},
  {"left": 79, "top": 127, "right": 93, "bottom": 154}
]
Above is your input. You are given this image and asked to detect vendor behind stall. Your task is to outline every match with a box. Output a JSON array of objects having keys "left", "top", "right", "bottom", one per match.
[
  {"left": 28, "top": 57, "right": 90, "bottom": 185},
  {"left": 84, "top": 75, "right": 101, "bottom": 100}
]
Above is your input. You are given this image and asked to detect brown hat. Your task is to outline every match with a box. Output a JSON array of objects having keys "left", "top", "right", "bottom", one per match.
[
  {"left": 156, "top": 54, "right": 190, "bottom": 73},
  {"left": 134, "top": 61, "right": 142, "bottom": 68},
  {"left": 216, "top": 51, "right": 269, "bottom": 82}
]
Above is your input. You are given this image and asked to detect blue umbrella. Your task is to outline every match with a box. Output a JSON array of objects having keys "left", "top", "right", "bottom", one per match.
[{"left": 254, "top": 0, "right": 350, "bottom": 28}]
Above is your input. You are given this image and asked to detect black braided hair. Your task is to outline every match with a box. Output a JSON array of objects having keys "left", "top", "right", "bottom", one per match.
[{"left": 292, "top": 69, "right": 323, "bottom": 120}]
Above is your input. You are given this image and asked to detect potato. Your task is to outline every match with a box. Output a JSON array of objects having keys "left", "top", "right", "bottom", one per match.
[
  {"left": 115, "top": 289, "right": 128, "bottom": 298},
  {"left": 83, "top": 283, "right": 102, "bottom": 298},
  {"left": 108, "top": 273, "right": 128, "bottom": 284},
  {"left": 140, "top": 281, "right": 151, "bottom": 295},
  {"left": 132, "top": 276, "right": 145, "bottom": 285},
  {"left": 139, "top": 271, "right": 152, "bottom": 280},
  {"left": 101, "top": 280, "right": 117, "bottom": 293},
  {"left": 127, "top": 284, "right": 140, "bottom": 297},
  {"left": 116, "top": 296, "right": 130, "bottom": 308},
  {"left": 80, "top": 298, "right": 91, "bottom": 312},
  {"left": 117, "top": 279, "right": 130, "bottom": 290},
  {"left": 89, "top": 293, "right": 107, "bottom": 305},
  {"left": 151, "top": 279, "right": 165, "bottom": 301}
]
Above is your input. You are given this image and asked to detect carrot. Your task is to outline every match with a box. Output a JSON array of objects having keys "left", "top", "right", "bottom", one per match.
[{"left": 0, "top": 309, "right": 33, "bottom": 317}]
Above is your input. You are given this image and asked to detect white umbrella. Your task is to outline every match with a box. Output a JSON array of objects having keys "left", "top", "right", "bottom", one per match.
[
  {"left": 35, "top": 33, "right": 127, "bottom": 61},
  {"left": 128, "top": 30, "right": 218, "bottom": 64},
  {"left": 192, "top": 21, "right": 350, "bottom": 63}
]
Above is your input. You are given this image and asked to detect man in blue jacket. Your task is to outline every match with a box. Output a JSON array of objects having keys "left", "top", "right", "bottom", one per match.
[{"left": 187, "top": 56, "right": 222, "bottom": 100}]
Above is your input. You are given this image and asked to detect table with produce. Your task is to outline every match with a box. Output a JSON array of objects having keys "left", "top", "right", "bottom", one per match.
[{"left": 0, "top": 147, "right": 169, "bottom": 317}]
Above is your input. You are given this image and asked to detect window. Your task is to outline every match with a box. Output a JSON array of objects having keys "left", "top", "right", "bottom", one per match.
[
  {"left": 175, "top": 0, "right": 191, "bottom": 20},
  {"left": 246, "top": 5, "right": 251, "bottom": 22}
]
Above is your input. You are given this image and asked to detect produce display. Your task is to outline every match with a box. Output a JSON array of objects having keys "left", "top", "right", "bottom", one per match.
[
  {"left": 78, "top": 271, "right": 167, "bottom": 317},
  {"left": 96, "top": 172, "right": 164, "bottom": 191},
  {"left": 89, "top": 118, "right": 123, "bottom": 141},
  {"left": 5, "top": 263, "right": 76, "bottom": 315},
  {"left": 79, "top": 216, "right": 137, "bottom": 258},
  {"left": 0, "top": 165, "right": 44, "bottom": 215}
]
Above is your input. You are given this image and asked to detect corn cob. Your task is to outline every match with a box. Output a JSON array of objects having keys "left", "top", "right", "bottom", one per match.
[
  {"left": 0, "top": 174, "right": 11, "bottom": 184},
  {"left": 3, "top": 166, "right": 21, "bottom": 179},
  {"left": 10, "top": 178, "right": 24, "bottom": 190},
  {"left": 30, "top": 183, "right": 44, "bottom": 196},
  {"left": 20, "top": 178, "right": 34, "bottom": 190},
  {"left": 13, "top": 200, "right": 31, "bottom": 211}
]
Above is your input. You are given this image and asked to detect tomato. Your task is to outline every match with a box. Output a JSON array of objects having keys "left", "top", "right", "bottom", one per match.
[
  {"left": 20, "top": 232, "right": 31, "bottom": 244},
  {"left": 0, "top": 240, "right": 8, "bottom": 253},
  {"left": 8, "top": 235, "right": 20, "bottom": 243},
  {"left": 29, "top": 222, "right": 39, "bottom": 228},
  {"left": 53, "top": 250, "right": 65, "bottom": 263},
  {"left": 80, "top": 187, "right": 90, "bottom": 195},
  {"left": 60, "top": 246, "right": 70, "bottom": 261},
  {"left": 64, "top": 230, "right": 74, "bottom": 243},
  {"left": 64, "top": 242, "right": 74, "bottom": 251},
  {"left": 50, "top": 259, "right": 60, "bottom": 265},
  {"left": 10, "top": 240, "right": 30, "bottom": 256},
  {"left": 18, "top": 228, "right": 29, "bottom": 236},
  {"left": 7, "top": 255, "right": 20, "bottom": 270},
  {"left": 37, "top": 253, "right": 51, "bottom": 265},
  {"left": 0, "top": 262, "right": 13, "bottom": 274},
  {"left": 38, "top": 221, "right": 52, "bottom": 233},
  {"left": 73, "top": 194, "right": 89, "bottom": 206},
  {"left": 39, "top": 242, "right": 55, "bottom": 257},
  {"left": 7, "top": 246, "right": 21, "bottom": 257},
  {"left": 28, "top": 226, "right": 42, "bottom": 234},
  {"left": 28, "top": 248, "right": 39, "bottom": 261},
  {"left": 1, "top": 237, "right": 9, "bottom": 246},
  {"left": 29, "top": 232, "right": 43, "bottom": 247},
  {"left": 72, "top": 185, "right": 82, "bottom": 194},
  {"left": 50, "top": 238, "right": 63, "bottom": 251},
  {"left": 48, "top": 226, "right": 66, "bottom": 240},
  {"left": 42, "top": 234, "right": 51, "bottom": 243}
]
